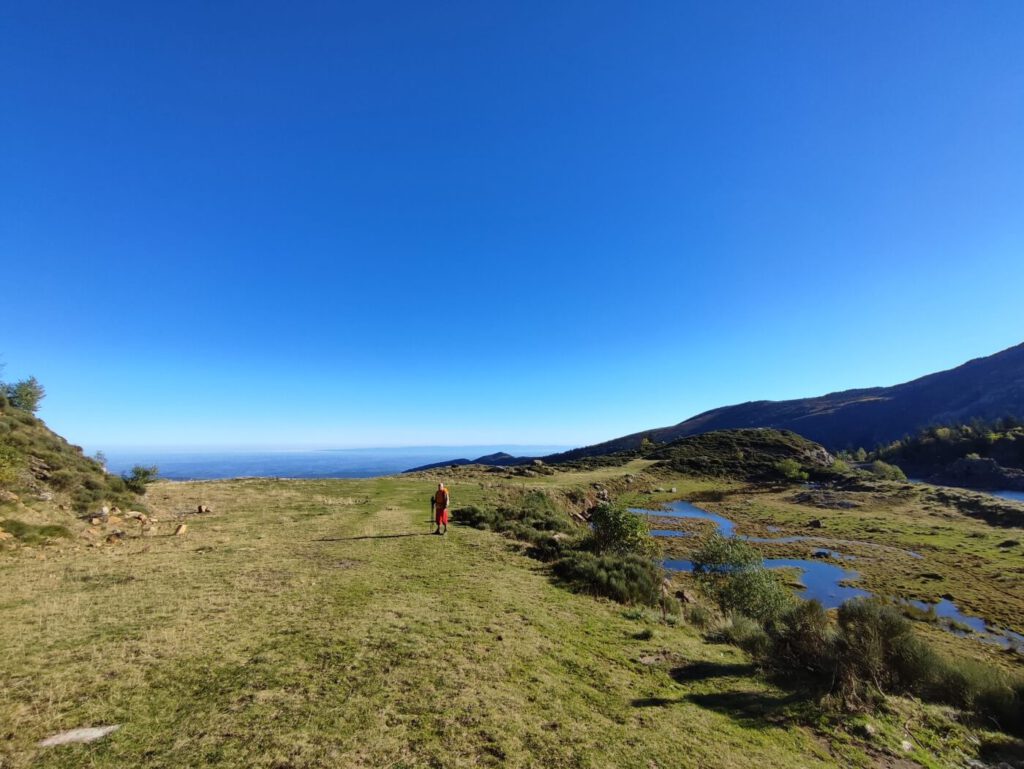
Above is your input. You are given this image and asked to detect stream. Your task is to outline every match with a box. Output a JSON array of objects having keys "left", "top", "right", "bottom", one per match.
[{"left": 633, "top": 500, "right": 1024, "bottom": 651}]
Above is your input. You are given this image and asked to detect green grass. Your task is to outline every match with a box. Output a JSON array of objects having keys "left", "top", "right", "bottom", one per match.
[{"left": 1, "top": 465, "right": 1020, "bottom": 767}]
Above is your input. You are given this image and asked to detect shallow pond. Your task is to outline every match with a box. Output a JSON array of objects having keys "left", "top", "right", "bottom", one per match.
[{"left": 635, "top": 501, "right": 1022, "bottom": 650}]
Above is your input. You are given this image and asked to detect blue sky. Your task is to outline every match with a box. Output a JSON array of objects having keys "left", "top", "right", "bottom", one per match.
[{"left": 2, "top": 1, "right": 1023, "bottom": 451}]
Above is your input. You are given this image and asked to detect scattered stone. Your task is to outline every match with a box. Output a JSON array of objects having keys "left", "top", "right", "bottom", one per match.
[
  {"left": 900, "top": 740, "right": 913, "bottom": 753},
  {"left": 110, "top": 506, "right": 121, "bottom": 514},
  {"left": 0, "top": 490, "right": 19, "bottom": 504},
  {"left": 38, "top": 725, "right": 121, "bottom": 747},
  {"left": 196, "top": 505, "right": 211, "bottom": 514},
  {"left": 90, "top": 517, "right": 101, "bottom": 526},
  {"left": 670, "top": 487, "right": 677, "bottom": 493},
  {"left": 105, "top": 530, "right": 125, "bottom": 544},
  {"left": 101, "top": 506, "right": 110, "bottom": 516},
  {"left": 175, "top": 523, "right": 188, "bottom": 537},
  {"left": 808, "top": 519, "right": 823, "bottom": 529}
]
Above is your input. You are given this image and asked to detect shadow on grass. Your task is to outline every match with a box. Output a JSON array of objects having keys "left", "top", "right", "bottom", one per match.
[
  {"left": 631, "top": 661, "right": 809, "bottom": 729},
  {"left": 313, "top": 533, "right": 435, "bottom": 542},
  {"left": 683, "top": 689, "right": 805, "bottom": 727},
  {"left": 669, "top": 661, "right": 756, "bottom": 683}
]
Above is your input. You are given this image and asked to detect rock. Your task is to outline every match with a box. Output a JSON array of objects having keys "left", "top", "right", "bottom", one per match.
[
  {"left": 90, "top": 517, "right": 101, "bottom": 526},
  {"left": 0, "top": 490, "right": 19, "bottom": 504},
  {"left": 0, "top": 527, "right": 13, "bottom": 542},
  {"left": 670, "top": 487, "right": 677, "bottom": 493},
  {"left": 175, "top": 523, "right": 188, "bottom": 537},
  {"left": 811, "top": 549, "right": 830, "bottom": 559},
  {"left": 674, "top": 589, "right": 695, "bottom": 604},
  {"left": 39, "top": 725, "right": 121, "bottom": 747},
  {"left": 105, "top": 530, "right": 125, "bottom": 544},
  {"left": 900, "top": 740, "right": 913, "bottom": 753},
  {"left": 856, "top": 722, "right": 877, "bottom": 738},
  {"left": 110, "top": 506, "right": 121, "bottom": 514},
  {"left": 531, "top": 459, "right": 544, "bottom": 466},
  {"left": 808, "top": 519, "right": 823, "bottom": 529},
  {"left": 37, "top": 491, "right": 54, "bottom": 501},
  {"left": 101, "top": 506, "right": 110, "bottom": 516},
  {"left": 197, "top": 505, "right": 211, "bottom": 514},
  {"left": 106, "top": 515, "right": 122, "bottom": 526},
  {"left": 941, "top": 593, "right": 955, "bottom": 601}
]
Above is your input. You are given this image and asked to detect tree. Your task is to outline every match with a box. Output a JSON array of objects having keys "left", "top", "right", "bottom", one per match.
[
  {"left": 4, "top": 376, "right": 45, "bottom": 413},
  {"left": 122, "top": 465, "right": 159, "bottom": 494}
]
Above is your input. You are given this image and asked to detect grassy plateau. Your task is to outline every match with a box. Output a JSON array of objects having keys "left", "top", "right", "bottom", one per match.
[{"left": 1, "top": 456, "right": 1022, "bottom": 768}]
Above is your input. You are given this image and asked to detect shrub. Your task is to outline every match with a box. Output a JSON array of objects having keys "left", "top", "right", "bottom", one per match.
[
  {"left": 834, "top": 598, "right": 921, "bottom": 701},
  {"left": 691, "top": 534, "right": 793, "bottom": 623},
  {"left": 553, "top": 551, "right": 662, "bottom": 605},
  {"left": 589, "top": 502, "right": 658, "bottom": 557},
  {"left": 122, "top": 465, "right": 159, "bottom": 494},
  {"left": 0, "top": 441, "right": 23, "bottom": 487},
  {"left": 716, "top": 613, "right": 772, "bottom": 657},
  {"left": 48, "top": 468, "right": 78, "bottom": 491},
  {"left": 0, "top": 518, "right": 71, "bottom": 543},
  {"left": 768, "top": 600, "right": 836, "bottom": 675},
  {"left": 867, "top": 460, "right": 907, "bottom": 481},
  {"left": 686, "top": 604, "right": 714, "bottom": 629},
  {"left": 776, "top": 458, "right": 809, "bottom": 482}
]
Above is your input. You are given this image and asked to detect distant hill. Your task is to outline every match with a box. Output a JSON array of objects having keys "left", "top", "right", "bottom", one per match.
[
  {"left": 547, "top": 342, "right": 1024, "bottom": 460},
  {"left": 406, "top": 452, "right": 524, "bottom": 472}
]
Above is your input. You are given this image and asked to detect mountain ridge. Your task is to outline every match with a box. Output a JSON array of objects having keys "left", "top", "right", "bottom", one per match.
[{"left": 545, "top": 342, "right": 1024, "bottom": 461}]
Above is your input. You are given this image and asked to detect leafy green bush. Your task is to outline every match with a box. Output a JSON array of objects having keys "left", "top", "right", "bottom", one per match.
[
  {"left": 553, "top": 551, "right": 662, "bottom": 605},
  {"left": 690, "top": 534, "right": 793, "bottom": 623},
  {"left": 122, "top": 465, "right": 159, "bottom": 494},
  {"left": 867, "top": 460, "right": 907, "bottom": 481},
  {"left": 589, "top": 502, "right": 658, "bottom": 557},
  {"left": 776, "top": 458, "right": 809, "bottom": 482}
]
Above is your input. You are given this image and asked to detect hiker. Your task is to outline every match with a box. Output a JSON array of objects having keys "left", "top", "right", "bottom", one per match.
[{"left": 432, "top": 482, "right": 450, "bottom": 535}]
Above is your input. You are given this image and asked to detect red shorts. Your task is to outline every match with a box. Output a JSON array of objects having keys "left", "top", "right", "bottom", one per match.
[{"left": 435, "top": 508, "right": 449, "bottom": 525}]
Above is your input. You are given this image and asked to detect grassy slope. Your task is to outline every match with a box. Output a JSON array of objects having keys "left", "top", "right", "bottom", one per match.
[{"left": 0, "top": 469, "right": 843, "bottom": 769}]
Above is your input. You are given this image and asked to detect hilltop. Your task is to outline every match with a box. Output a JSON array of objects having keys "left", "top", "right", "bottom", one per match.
[
  {"left": 0, "top": 393, "right": 147, "bottom": 544},
  {"left": 546, "top": 341, "right": 1024, "bottom": 460}
]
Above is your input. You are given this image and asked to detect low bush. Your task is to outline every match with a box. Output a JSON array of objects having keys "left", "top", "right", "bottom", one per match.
[
  {"left": 0, "top": 518, "right": 71, "bottom": 544},
  {"left": 690, "top": 534, "right": 793, "bottom": 624},
  {"left": 588, "top": 501, "right": 658, "bottom": 557},
  {"left": 767, "top": 599, "right": 835, "bottom": 676},
  {"left": 553, "top": 551, "right": 662, "bottom": 606},
  {"left": 867, "top": 460, "right": 907, "bottom": 481},
  {"left": 716, "top": 613, "right": 772, "bottom": 657}
]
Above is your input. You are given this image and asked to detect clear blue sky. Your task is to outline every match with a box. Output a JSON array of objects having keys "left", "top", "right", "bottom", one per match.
[{"left": 2, "top": 1, "right": 1023, "bottom": 451}]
